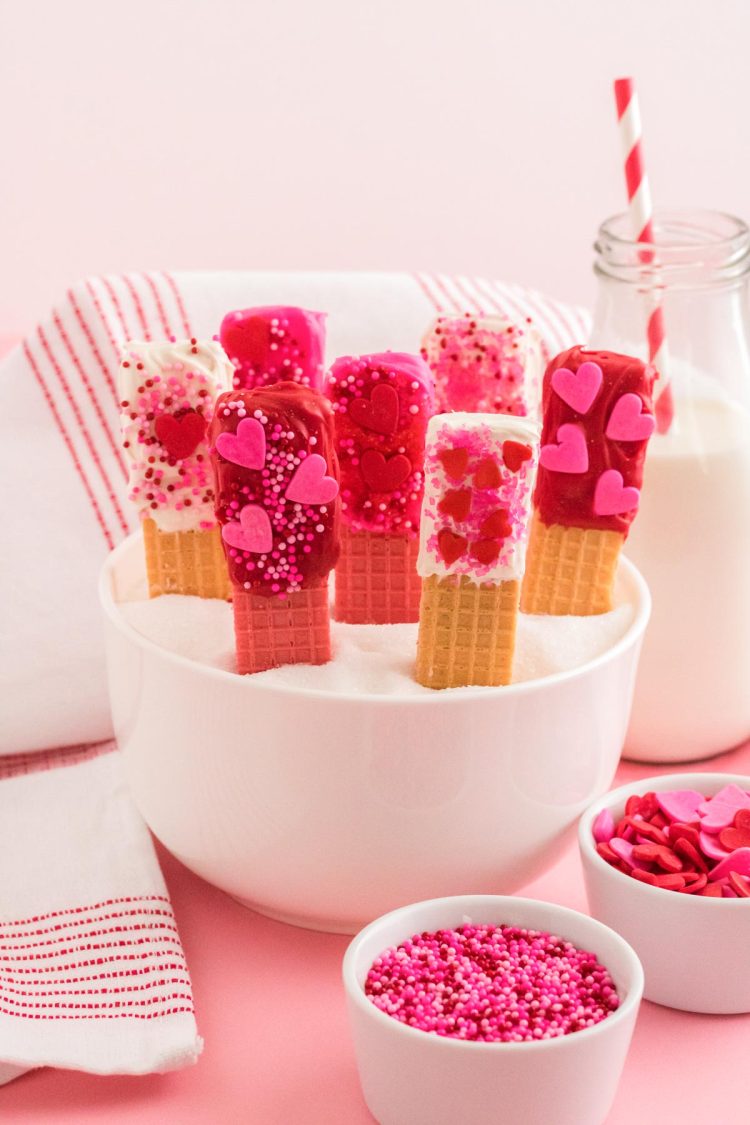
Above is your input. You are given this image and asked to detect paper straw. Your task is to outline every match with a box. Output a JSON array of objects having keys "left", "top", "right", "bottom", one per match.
[{"left": 614, "top": 76, "right": 674, "bottom": 433}]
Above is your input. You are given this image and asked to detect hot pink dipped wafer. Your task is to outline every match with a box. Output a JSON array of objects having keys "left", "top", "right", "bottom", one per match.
[
  {"left": 210, "top": 382, "right": 340, "bottom": 672},
  {"left": 220, "top": 306, "right": 326, "bottom": 390},
  {"left": 420, "top": 313, "right": 544, "bottom": 417},
  {"left": 324, "top": 352, "right": 435, "bottom": 623},
  {"left": 521, "top": 346, "right": 656, "bottom": 615}
]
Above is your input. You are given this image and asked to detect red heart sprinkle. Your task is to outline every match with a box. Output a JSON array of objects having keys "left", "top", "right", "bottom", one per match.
[
  {"left": 735, "top": 809, "right": 750, "bottom": 831},
  {"left": 360, "top": 449, "right": 412, "bottom": 492},
  {"left": 625, "top": 795, "right": 642, "bottom": 817},
  {"left": 729, "top": 871, "right": 750, "bottom": 897},
  {"left": 473, "top": 458, "right": 502, "bottom": 489},
  {"left": 631, "top": 869, "right": 657, "bottom": 885},
  {"left": 719, "top": 824, "right": 750, "bottom": 852},
  {"left": 652, "top": 873, "right": 686, "bottom": 890},
  {"left": 699, "top": 883, "right": 724, "bottom": 897},
  {"left": 438, "top": 488, "right": 472, "bottom": 521},
  {"left": 632, "top": 844, "right": 683, "bottom": 873},
  {"left": 349, "top": 384, "right": 400, "bottom": 436},
  {"left": 502, "top": 440, "right": 533, "bottom": 473},
  {"left": 437, "top": 529, "right": 467, "bottom": 565},
  {"left": 668, "top": 823, "right": 700, "bottom": 848},
  {"left": 680, "top": 874, "right": 708, "bottom": 894},
  {"left": 470, "top": 539, "right": 501, "bottom": 566},
  {"left": 629, "top": 818, "right": 668, "bottom": 846},
  {"left": 439, "top": 447, "right": 469, "bottom": 479},
  {"left": 673, "top": 838, "right": 708, "bottom": 873},
  {"left": 154, "top": 410, "right": 207, "bottom": 460},
  {"left": 479, "top": 508, "right": 512, "bottom": 540}
]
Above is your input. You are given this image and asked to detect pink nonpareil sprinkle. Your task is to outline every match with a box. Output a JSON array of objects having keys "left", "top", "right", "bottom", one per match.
[{"left": 364, "top": 924, "right": 619, "bottom": 1043}]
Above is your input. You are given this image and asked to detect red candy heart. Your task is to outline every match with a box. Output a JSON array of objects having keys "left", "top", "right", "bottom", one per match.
[
  {"left": 360, "top": 449, "right": 411, "bottom": 492},
  {"left": 473, "top": 458, "right": 502, "bottom": 489},
  {"left": 470, "top": 539, "right": 501, "bottom": 566},
  {"left": 480, "top": 508, "right": 512, "bottom": 540},
  {"left": 437, "top": 529, "right": 467, "bottom": 565},
  {"left": 632, "top": 844, "right": 683, "bottom": 873},
  {"left": 154, "top": 410, "right": 207, "bottom": 460},
  {"left": 502, "top": 441, "right": 533, "bottom": 473},
  {"left": 438, "top": 488, "right": 472, "bottom": 521},
  {"left": 439, "top": 447, "right": 469, "bottom": 479},
  {"left": 349, "top": 384, "right": 400, "bottom": 436},
  {"left": 729, "top": 871, "right": 750, "bottom": 897},
  {"left": 718, "top": 822, "right": 750, "bottom": 852}
]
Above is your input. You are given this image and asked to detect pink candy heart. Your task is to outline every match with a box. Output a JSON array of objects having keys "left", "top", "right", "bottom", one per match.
[
  {"left": 605, "top": 393, "right": 656, "bottom": 442},
  {"left": 593, "top": 469, "right": 640, "bottom": 516},
  {"left": 592, "top": 809, "right": 615, "bottom": 844},
  {"left": 215, "top": 417, "right": 266, "bottom": 470},
  {"left": 702, "top": 784, "right": 750, "bottom": 810},
  {"left": 708, "top": 847, "right": 750, "bottom": 883},
  {"left": 539, "top": 424, "right": 588, "bottom": 474},
  {"left": 286, "top": 453, "right": 339, "bottom": 505},
  {"left": 699, "top": 830, "right": 730, "bottom": 862},
  {"left": 221, "top": 504, "right": 273, "bottom": 554},
  {"left": 699, "top": 802, "right": 741, "bottom": 833},
  {"left": 656, "top": 789, "right": 704, "bottom": 824},
  {"left": 550, "top": 361, "right": 603, "bottom": 415},
  {"left": 609, "top": 837, "right": 649, "bottom": 870}
]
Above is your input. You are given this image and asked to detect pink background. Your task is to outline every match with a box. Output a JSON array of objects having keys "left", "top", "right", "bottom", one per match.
[
  {"left": 3, "top": 0, "right": 750, "bottom": 332},
  {"left": 5, "top": 744, "right": 750, "bottom": 1121}
]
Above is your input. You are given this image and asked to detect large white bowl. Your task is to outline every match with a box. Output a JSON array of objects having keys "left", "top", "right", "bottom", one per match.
[
  {"left": 343, "top": 895, "right": 643, "bottom": 1125},
  {"left": 579, "top": 772, "right": 750, "bottom": 1013},
  {"left": 100, "top": 531, "right": 650, "bottom": 933}
]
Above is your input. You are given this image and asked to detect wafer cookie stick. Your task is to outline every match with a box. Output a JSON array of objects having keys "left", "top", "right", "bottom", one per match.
[
  {"left": 415, "top": 412, "right": 539, "bottom": 688},
  {"left": 521, "top": 346, "right": 656, "bottom": 616},
  {"left": 210, "top": 382, "right": 340, "bottom": 672},
  {"left": 420, "top": 312, "right": 544, "bottom": 417},
  {"left": 118, "top": 339, "right": 233, "bottom": 598},
  {"left": 220, "top": 305, "right": 326, "bottom": 390},
  {"left": 324, "top": 352, "right": 435, "bottom": 623}
]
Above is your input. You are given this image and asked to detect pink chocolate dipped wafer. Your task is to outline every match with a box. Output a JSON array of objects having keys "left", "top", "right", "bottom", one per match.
[
  {"left": 420, "top": 313, "right": 544, "bottom": 417},
  {"left": 324, "top": 352, "right": 435, "bottom": 623},
  {"left": 220, "top": 306, "right": 326, "bottom": 390},
  {"left": 210, "top": 382, "right": 340, "bottom": 672}
]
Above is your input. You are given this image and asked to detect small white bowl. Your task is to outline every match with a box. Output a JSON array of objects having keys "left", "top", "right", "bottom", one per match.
[
  {"left": 343, "top": 895, "right": 643, "bottom": 1125},
  {"left": 100, "top": 531, "right": 650, "bottom": 934},
  {"left": 579, "top": 772, "right": 750, "bottom": 1013}
]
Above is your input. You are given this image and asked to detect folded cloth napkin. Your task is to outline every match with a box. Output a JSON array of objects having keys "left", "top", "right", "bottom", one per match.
[
  {"left": 0, "top": 269, "right": 589, "bottom": 755},
  {"left": 0, "top": 743, "right": 201, "bottom": 1082}
]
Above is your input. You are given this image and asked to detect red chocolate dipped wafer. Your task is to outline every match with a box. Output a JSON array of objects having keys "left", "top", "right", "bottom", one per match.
[
  {"left": 210, "top": 382, "right": 340, "bottom": 672},
  {"left": 220, "top": 306, "right": 326, "bottom": 390},
  {"left": 324, "top": 352, "right": 435, "bottom": 623},
  {"left": 521, "top": 346, "right": 656, "bottom": 615}
]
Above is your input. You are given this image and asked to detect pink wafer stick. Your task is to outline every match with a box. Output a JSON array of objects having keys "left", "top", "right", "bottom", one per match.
[{"left": 614, "top": 77, "right": 674, "bottom": 434}]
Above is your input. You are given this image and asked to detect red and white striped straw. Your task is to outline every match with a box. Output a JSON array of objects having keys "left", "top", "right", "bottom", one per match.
[{"left": 614, "top": 76, "right": 674, "bottom": 433}]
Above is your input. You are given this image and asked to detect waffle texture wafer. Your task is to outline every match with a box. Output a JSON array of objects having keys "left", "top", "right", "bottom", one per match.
[
  {"left": 415, "top": 575, "right": 520, "bottom": 689},
  {"left": 233, "top": 584, "right": 331, "bottom": 673},
  {"left": 520, "top": 513, "right": 622, "bottom": 616},
  {"left": 334, "top": 527, "right": 421, "bottom": 624},
  {"left": 142, "top": 519, "right": 231, "bottom": 599}
]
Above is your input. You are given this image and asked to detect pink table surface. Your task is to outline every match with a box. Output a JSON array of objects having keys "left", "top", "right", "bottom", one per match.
[{"left": 5, "top": 740, "right": 750, "bottom": 1123}]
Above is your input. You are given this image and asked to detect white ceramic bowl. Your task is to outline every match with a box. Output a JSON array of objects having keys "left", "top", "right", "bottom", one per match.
[
  {"left": 579, "top": 772, "right": 750, "bottom": 1013},
  {"left": 343, "top": 894, "right": 643, "bottom": 1125},
  {"left": 100, "top": 531, "right": 650, "bottom": 934}
]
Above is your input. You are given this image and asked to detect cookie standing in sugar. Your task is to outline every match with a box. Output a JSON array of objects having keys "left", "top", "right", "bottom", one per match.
[
  {"left": 210, "top": 382, "right": 340, "bottom": 672},
  {"left": 219, "top": 306, "right": 326, "bottom": 390},
  {"left": 522, "top": 346, "right": 655, "bottom": 616},
  {"left": 415, "top": 411, "right": 540, "bottom": 689},
  {"left": 420, "top": 313, "right": 544, "bottom": 417},
  {"left": 324, "top": 352, "right": 435, "bottom": 624},
  {"left": 117, "top": 339, "right": 233, "bottom": 598}
]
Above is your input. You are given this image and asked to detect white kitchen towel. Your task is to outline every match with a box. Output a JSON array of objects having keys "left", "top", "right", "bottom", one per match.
[
  {"left": 0, "top": 270, "right": 590, "bottom": 753},
  {"left": 0, "top": 743, "right": 200, "bottom": 1080}
]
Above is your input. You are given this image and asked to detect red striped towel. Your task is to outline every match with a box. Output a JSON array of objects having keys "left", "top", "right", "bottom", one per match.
[{"left": 0, "top": 269, "right": 589, "bottom": 756}]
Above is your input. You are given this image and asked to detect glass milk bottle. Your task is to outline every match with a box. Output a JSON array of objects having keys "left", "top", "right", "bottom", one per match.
[{"left": 590, "top": 209, "right": 750, "bottom": 762}]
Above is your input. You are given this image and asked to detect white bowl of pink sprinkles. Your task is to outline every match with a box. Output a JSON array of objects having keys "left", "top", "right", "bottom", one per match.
[{"left": 343, "top": 894, "right": 643, "bottom": 1125}]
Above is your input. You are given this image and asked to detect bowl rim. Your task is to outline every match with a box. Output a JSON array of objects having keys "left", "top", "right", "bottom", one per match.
[
  {"left": 99, "top": 531, "right": 651, "bottom": 705},
  {"left": 342, "top": 894, "right": 644, "bottom": 1053},
  {"left": 578, "top": 771, "right": 750, "bottom": 907}
]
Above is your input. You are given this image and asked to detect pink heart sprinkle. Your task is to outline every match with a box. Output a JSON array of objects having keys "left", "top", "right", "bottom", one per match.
[
  {"left": 699, "top": 831, "right": 730, "bottom": 862},
  {"left": 215, "top": 416, "right": 266, "bottom": 470},
  {"left": 550, "top": 361, "right": 603, "bottom": 415},
  {"left": 592, "top": 809, "right": 615, "bottom": 844},
  {"left": 593, "top": 469, "right": 640, "bottom": 517},
  {"left": 285, "top": 453, "right": 339, "bottom": 505},
  {"left": 655, "top": 789, "right": 704, "bottom": 824},
  {"left": 700, "top": 802, "right": 740, "bottom": 833},
  {"left": 605, "top": 393, "right": 656, "bottom": 442},
  {"left": 701, "top": 784, "right": 750, "bottom": 811},
  {"left": 539, "top": 423, "right": 588, "bottom": 474},
  {"left": 708, "top": 847, "right": 750, "bottom": 883},
  {"left": 609, "top": 837, "right": 649, "bottom": 870},
  {"left": 221, "top": 504, "right": 273, "bottom": 554}
]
